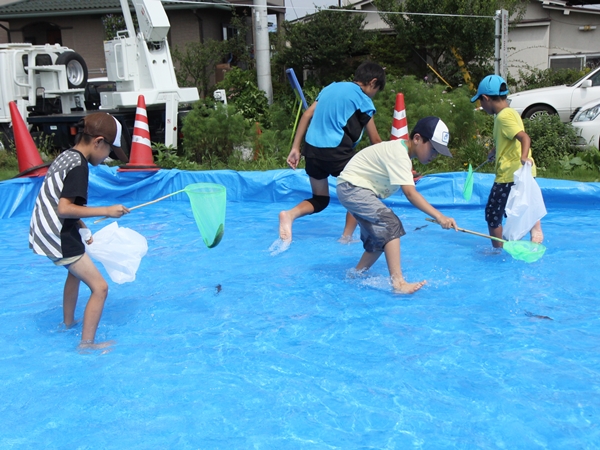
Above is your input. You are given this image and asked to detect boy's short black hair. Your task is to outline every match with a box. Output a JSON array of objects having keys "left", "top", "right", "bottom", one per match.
[
  {"left": 354, "top": 61, "right": 386, "bottom": 91},
  {"left": 486, "top": 94, "right": 508, "bottom": 101},
  {"left": 409, "top": 130, "right": 430, "bottom": 142}
]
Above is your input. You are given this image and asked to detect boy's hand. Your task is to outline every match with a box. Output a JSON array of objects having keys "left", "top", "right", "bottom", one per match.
[
  {"left": 107, "top": 205, "right": 130, "bottom": 218},
  {"left": 286, "top": 148, "right": 301, "bottom": 170},
  {"left": 437, "top": 215, "right": 457, "bottom": 230},
  {"left": 521, "top": 158, "right": 534, "bottom": 165}
]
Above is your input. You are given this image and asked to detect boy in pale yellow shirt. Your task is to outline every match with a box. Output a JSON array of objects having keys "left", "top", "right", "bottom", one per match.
[{"left": 337, "top": 117, "right": 457, "bottom": 294}]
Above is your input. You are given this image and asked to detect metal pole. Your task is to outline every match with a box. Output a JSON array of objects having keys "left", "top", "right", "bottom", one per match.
[
  {"left": 253, "top": 0, "right": 273, "bottom": 104},
  {"left": 494, "top": 10, "right": 500, "bottom": 76}
]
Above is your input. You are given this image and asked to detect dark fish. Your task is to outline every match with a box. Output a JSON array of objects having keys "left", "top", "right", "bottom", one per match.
[
  {"left": 215, "top": 284, "right": 222, "bottom": 295},
  {"left": 414, "top": 225, "right": 428, "bottom": 231},
  {"left": 525, "top": 311, "right": 553, "bottom": 320}
]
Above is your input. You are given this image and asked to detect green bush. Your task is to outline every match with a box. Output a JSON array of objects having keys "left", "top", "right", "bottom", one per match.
[
  {"left": 524, "top": 114, "right": 577, "bottom": 169},
  {"left": 369, "top": 75, "right": 489, "bottom": 173},
  {"left": 216, "top": 67, "right": 271, "bottom": 127},
  {"left": 181, "top": 101, "right": 253, "bottom": 167}
]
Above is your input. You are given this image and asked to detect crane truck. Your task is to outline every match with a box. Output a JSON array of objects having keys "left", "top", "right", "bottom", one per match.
[{"left": 0, "top": 0, "right": 199, "bottom": 158}]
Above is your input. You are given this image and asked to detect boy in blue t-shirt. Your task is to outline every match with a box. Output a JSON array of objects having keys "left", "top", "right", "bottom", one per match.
[{"left": 278, "top": 62, "right": 385, "bottom": 244}]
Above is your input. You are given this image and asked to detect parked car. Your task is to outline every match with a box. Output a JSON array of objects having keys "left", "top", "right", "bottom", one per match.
[
  {"left": 507, "top": 66, "right": 600, "bottom": 122},
  {"left": 572, "top": 99, "right": 600, "bottom": 149}
]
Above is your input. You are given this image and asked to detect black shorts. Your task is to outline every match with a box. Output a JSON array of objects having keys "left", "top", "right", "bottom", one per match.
[
  {"left": 305, "top": 156, "right": 352, "bottom": 180},
  {"left": 485, "top": 182, "right": 514, "bottom": 228}
]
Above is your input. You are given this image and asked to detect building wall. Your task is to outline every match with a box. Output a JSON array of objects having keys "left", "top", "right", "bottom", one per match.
[
  {"left": 507, "top": 24, "right": 550, "bottom": 77},
  {"left": 0, "top": 22, "right": 8, "bottom": 43},
  {"left": 509, "top": 2, "right": 600, "bottom": 74}
]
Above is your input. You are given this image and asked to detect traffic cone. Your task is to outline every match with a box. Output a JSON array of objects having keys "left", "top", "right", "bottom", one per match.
[
  {"left": 118, "top": 95, "right": 159, "bottom": 172},
  {"left": 390, "top": 93, "right": 409, "bottom": 140},
  {"left": 389, "top": 93, "right": 421, "bottom": 181},
  {"left": 9, "top": 101, "right": 49, "bottom": 178}
]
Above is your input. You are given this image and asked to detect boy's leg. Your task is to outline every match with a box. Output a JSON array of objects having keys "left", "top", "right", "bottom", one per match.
[
  {"left": 66, "top": 253, "right": 112, "bottom": 347},
  {"left": 355, "top": 248, "right": 383, "bottom": 272},
  {"left": 279, "top": 177, "right": 329, "bottom": 241},
  {"left": 488, "top": 225, "right": 504, "bottom": 248},
  {"left": 63, "top": 271, "right": 81, "bottom": 328},
  {"left": 382, "top": 238, "right": 426, "bottom": 294},
  {"left": 340, "top": 212, "right": 358, "bottom": 243},
  {"left": 485, "top": 182, "right": 512, "bottom": 249},
  {"left": 530, "top": 220, "right": 543, "bottom": 243}
]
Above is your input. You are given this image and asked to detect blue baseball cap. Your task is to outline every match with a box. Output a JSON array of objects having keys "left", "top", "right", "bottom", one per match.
[{"left": 471, "top": 75, "right": 509, "bottom": 103}]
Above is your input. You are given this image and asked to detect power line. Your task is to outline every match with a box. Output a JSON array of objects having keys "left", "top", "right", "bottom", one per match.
[{"left": 162, "top": 0, "right": 495, "bottom": 19}]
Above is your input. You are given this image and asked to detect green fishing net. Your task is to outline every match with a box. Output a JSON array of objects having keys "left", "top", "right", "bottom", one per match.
[
  {"left": 462, "top": 163, "right": 474, "bottom": 201},
  {"left": 503, "top": 240, "right": 546, "bottom": 263},
  {"left": 184, "top": 183, "right": 226, "bottom": 248}
]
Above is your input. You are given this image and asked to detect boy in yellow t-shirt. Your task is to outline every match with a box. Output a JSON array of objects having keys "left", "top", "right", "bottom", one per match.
[{"left": 471, "top": 75, "right": 544, "bottom": 248}]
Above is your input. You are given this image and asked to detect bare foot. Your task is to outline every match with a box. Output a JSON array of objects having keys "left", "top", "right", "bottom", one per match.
[
  {"left": 78, "top": 339, "right": 116, "bottom": 352},
  {"left": 63, "top": 319, "right": 81, "bottom": 329},
  {"left": 392, "top": 279, "right": 426, "bottom": 294},
  {"left": 530, "top": 224, "right": 544, "bottom": 244},
  {"left": 278, "top": 210, "right": 293, "bottom": 241},
  {"left": 338, "top": 234, "right": 357, "bottom": 244}
]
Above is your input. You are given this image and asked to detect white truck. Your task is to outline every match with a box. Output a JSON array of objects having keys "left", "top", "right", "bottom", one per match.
[{"left": 0, "top": 0, "right": 199, "bottom": 156}]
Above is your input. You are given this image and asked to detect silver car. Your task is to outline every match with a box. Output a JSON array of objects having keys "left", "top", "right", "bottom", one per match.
[{"left": 572, "top": 99, "right": 600, "bottom": 149}]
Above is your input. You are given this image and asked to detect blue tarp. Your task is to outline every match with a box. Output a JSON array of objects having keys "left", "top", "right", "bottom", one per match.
[{"left": 1, "top": 165, "right": 600, "bottom": 219}]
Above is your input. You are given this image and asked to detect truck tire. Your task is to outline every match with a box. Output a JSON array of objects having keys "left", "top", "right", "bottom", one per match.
[{"left": 55, "top": 51, "right": 88, "bottom": 90}]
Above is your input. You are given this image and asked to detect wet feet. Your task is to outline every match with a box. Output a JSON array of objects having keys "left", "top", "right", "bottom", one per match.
[
  {"left": 531, "top": 225, "right": 544, "bottom": 244},
  {"left": 392, "top": 279, "right": 427, "bottom": 294},
  {"left": 278, "top": 210, "right": 293, "bottom": 242}
]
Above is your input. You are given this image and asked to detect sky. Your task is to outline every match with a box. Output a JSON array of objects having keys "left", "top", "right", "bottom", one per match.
[{"left": 284, "top": 0, "right": 341, "bottom": 21}]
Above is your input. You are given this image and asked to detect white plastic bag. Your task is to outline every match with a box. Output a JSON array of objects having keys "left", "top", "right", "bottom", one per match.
[
  {"left": 503, "top": 162, "right": 547, "bottom": 241},
  {"left": 83, "top": 222, "right": 148, "bottom": 284}
]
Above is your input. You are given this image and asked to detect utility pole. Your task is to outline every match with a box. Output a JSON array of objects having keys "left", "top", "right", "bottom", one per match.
[
  {"left": 494, "top": 9, "right": 509, "bottom": 80},
  {"left": 253, "top": 0, "right": 273, "bottom": 104}
]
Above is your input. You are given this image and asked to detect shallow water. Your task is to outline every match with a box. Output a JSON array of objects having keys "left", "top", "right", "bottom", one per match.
[{"left": 1, "top": 197, "right": 599, "bottom": 449}]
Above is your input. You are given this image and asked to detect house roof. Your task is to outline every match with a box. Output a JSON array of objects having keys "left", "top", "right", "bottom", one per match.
[{"left": 0, "top": 0, "right": 231, "bottom": 19}]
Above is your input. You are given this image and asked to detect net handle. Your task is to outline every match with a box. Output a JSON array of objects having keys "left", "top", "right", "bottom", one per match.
[
  {"left": 93, "top": 189, "right": 186, "bottom": 224},
  {"left": 425, "top": 218, "right": 506, "bottom": 243}
]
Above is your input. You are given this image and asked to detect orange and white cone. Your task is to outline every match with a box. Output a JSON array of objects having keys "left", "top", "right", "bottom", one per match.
[
  {"left": 118, "top": 95, "right": 159, "bottom": 172},
  {"left": 9, "top": 101, "right": 49, "bottom": 177},
  {"left": 390, "top": 93, "right": 409, "bottom": 141},
  {"left": 390, "top": 93, "right": 421, "bottom": 181}
]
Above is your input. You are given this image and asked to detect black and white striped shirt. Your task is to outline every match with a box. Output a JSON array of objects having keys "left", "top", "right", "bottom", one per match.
[{"left": 29, "top": 149, "right": 89, "bottom": 258}]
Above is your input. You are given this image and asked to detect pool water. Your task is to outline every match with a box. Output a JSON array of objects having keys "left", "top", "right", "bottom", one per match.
[{"left": 1, "top": 172, "right": 599, "bottom": 449}]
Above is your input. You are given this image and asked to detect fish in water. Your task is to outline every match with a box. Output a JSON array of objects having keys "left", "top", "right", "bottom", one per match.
[
  {"left": 525, "top": 311, "right": 553, "bottom": 320},
  {"left": 215, "top": 284, "right": 222, "bottom": 295},
  {"left": 414, "top": 225, "right": 428, "bottom": 231}
]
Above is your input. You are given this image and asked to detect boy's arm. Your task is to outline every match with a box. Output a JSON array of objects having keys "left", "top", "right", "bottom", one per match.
[
  {"left": 515, "top": 131, "right": 532, "bottom": 164},
  {"left": 287, "top": 101, "right": 317, "bottom": 169},
  {"left": 365, "top": 118, "right": 382, "bottom": 145},
  {"left": 58, "top": 197, "right": 129, "bottom": 219},
  {"left": 401, "top": 185, "right": 457, "bottom": 230}
]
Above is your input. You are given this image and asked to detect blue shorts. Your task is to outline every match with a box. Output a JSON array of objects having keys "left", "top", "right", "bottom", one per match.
[
  {"left": 337, "top": 182, "right": 406, "bottom": 252},
  {"left": 485, "top": 182, "right": 514, "bottom": 228}
]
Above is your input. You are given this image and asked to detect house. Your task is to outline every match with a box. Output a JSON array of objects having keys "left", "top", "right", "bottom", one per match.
[
  {"left": 0, "top": 0, "right": 285, "bottom": 77},
  {"left": 340, "top": 0, "right": 600, "bottom": 78}
]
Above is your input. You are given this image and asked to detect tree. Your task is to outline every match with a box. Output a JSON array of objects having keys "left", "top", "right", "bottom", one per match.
[
  {"left": 172, "top": 39, "right": 228, "bottom": 97},
  {"left": 275, "top": 8, "right": 372, "bottom": 86},
  {"left": 374, "top": 0, "right": 525, "bottom": 87}
]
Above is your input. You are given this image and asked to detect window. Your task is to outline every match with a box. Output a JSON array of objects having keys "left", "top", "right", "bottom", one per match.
[{"left": 549, "top": 56, "right": 584, "bottom": 70}]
